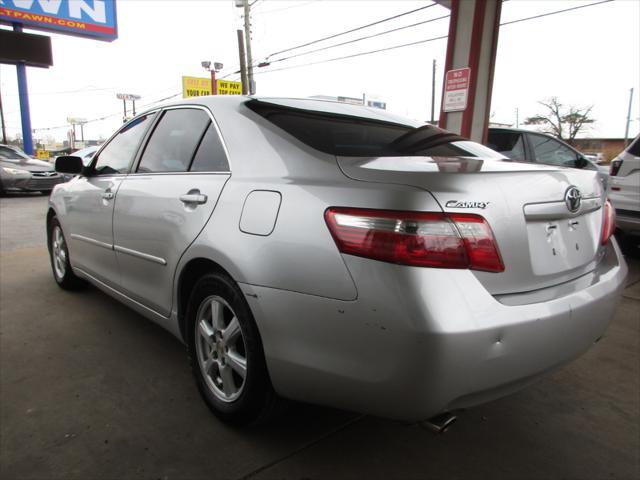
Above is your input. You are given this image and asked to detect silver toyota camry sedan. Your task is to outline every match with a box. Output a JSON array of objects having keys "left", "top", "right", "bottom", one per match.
[{"left": 48, "top": 96, "right": 627, "bottom": 426}]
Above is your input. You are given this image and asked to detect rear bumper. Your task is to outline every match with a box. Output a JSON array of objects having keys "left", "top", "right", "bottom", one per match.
[{"left": 242, "top": 239, "right": 627, "bottom": 422}]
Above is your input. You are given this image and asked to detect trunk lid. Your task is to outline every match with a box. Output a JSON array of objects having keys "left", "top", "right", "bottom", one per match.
[{"left": 337, "top": 155, "right": 605, "bottom": 295}]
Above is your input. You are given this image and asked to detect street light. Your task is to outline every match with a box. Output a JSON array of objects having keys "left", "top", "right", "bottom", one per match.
[{"left": 202, "top": 60, "right": 223, "bottom": 95}]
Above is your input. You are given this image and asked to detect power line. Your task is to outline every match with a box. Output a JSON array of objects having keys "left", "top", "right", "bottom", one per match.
[
  {"left": 265, "top": 14, "right": 449, "bottom": 66},
  {"left": 500, "top": 0, "right": 613, "bottom": 26},
  {"left": 32, "top": 92, "right": 182, "bottom": 131},
  {"left": 265, "top": 3, "right": 437, "bottom": 60},
  {"left": 219, "top": 5, "right": 444, "bottom": 79},
  {"left": 256, "top": 33, "right": 449, "bottom": 76},
  {"left": 253, "top": 0, "right": 615, "bottom": 77}
]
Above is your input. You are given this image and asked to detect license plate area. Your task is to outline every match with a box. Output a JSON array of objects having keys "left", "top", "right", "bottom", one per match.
[{"left": 526, "top": 213, "right": 599, "bottom": 276}]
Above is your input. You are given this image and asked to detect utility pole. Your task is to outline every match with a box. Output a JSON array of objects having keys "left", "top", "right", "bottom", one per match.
[
  {"left": 430, "top": 59, "right": 436, "bottom": 124},
  {"left": 0, "top": 84, "right": 7, "bottom": 144},
  {"left": 243, "top": 0, "right": 255, "bottom": 94},
  {"left": 237, "top": 29, "right": 249, "bottom": 94},
  {"left": 624, "top": 87, "right": 634, "bottom": 147},
  {"left": 516, "top": 108, "right": 519, "bottom": 128}
]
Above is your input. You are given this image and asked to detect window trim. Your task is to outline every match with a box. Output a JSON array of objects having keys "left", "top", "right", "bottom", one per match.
[
  {"left": 87, "top": 109, "right": 161, "bottom": 177},
  {"left": 526, "top": 132, "right": 583, "bottom": 165},
  {"left": 129, "top": 104, "right": 231, "bottom": 176}
]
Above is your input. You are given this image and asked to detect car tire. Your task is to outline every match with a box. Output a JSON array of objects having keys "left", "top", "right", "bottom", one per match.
[
  {"left": 186, "top": 272, "right": 283, "bottom": 426},
  {"left": 48, "top": 216, "right": 86, "bottom": 290}
]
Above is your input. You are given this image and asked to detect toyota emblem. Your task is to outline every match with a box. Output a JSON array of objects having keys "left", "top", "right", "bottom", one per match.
[{"left": 564, "top": 186, "right": 582, "bottom": 213}]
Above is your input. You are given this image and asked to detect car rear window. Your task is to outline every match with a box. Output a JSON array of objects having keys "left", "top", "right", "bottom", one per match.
[
  {"left": 627, "top": 136, "right": 640, "bottom": 157},
  {"left": 246, "top": 99, "right": 501, "bottom": 158}
]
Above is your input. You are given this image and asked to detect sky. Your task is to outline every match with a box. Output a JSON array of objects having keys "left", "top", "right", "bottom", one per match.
[{"left": 1, "top": 0, "right": 639, "bottom": 146}]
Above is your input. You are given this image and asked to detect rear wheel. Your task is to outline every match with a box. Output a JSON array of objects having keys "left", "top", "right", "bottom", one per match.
[
  {"left": 48, "top": 216, "right": 86, "bottom": 290},
  {"left": 186, "top": 272, "right": 282, "bottom": 425}
]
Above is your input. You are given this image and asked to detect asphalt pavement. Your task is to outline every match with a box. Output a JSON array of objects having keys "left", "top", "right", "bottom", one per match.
[{"left": 1, "top": 194, "right": 638, "bottom": 480}]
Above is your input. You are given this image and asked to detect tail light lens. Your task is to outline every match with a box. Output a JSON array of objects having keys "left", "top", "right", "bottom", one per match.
[
  {"left": 324, "top": 207, "right": 504, "bottom": 272},
  {"left": 601, "top": 199, "right": 616, "bottom": 245},
  {"left": 609, "top": 159, "right": 622, "bottom": 176}
]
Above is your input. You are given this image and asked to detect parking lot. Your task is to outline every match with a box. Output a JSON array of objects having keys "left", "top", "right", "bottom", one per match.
[{"left": 0, "top": 193, "right": 638, "bottom": 479}]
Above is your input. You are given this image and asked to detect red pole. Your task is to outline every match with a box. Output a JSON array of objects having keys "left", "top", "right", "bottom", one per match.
[{"left": 210, "top": 69, "right": 217, "bottom": 95}]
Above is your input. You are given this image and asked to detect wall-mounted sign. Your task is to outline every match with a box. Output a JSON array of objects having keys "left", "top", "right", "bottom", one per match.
[
  {"left": 216, "top": 80, "right": 242, "bottom": 96},
  {"left": 182, "top": 77, "right": 243, "bottom": 98},
  {"left": 0, "top": 30, "right": 53, "bottom": 68},
  {"left": 36, "top": 149, "right": 50, "bottom": 160},
  {"left": 182, "top": 76, "right": 212, "bottom": 98},
  {"left": 443, "top": 67, "right": 471, "bottom": 112},
  {"left": 0, "top": 0, "right": 118, "bottom": 41},
  {"left": 116, "top": 93, "right": 140, "bottom": 101}
]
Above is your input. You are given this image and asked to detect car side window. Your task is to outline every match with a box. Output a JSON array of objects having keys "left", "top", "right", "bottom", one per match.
[
  {"left": 93, "top": 113, "right": 156, "bottom": 175},
  {"left": 486, "top": 131, "right": 526, "bottom": 160},
  {"left": 628, "top": 136, "right": 640, "bottom": 157},
  {"left": 529, "top": 133, "right": 579, "bottom": 167},
  {"left": 190, "top": 122, "right": 230, "bottom": 172},
  {"left": 137, "top": 108, "right": 210, "bottom": 173}
]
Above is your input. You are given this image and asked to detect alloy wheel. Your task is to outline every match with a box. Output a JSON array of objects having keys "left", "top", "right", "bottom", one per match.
[
  {"left": 51, "top": 226, "right": 67, "bottom": 280},
  {"left": 195, "top": 295, "right": 248, "bottom": 402}
]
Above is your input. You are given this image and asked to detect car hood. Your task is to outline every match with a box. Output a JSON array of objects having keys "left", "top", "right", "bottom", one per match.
[{"left": 0, "top": 157, "right": 55, "bottom": 172}]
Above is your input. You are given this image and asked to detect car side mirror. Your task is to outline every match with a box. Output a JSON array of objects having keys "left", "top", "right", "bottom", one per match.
[{"left": 55, "top": 156, "right": 83, "bottom": 174}]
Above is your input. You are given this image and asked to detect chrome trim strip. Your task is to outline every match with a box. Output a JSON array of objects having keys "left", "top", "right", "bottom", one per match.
[
  {"left": 113, "top": 244, "right": 167, "bottom": 265},
  {"left": 523, "top": 197, "right": 601, "bottom": 220},
  {"left": 70, "top": 233, "right": 113, "bottom": 250}
]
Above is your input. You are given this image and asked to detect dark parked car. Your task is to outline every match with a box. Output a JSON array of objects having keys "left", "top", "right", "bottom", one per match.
[
  {"left": 0, "top": 144, "right": 65, "bottom": 195},
  {"left": 486, "top": 128, "right": 609, "bottom": 188}
]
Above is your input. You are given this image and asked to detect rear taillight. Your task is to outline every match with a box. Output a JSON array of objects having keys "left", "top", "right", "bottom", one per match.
[
  {"left": 324, "top": 207, "right": 504, "bottom": 272},
  {"left": 609, "top": 159, "right": 623, "bottom": 176},
  {"left": 601, "top": 199, "right": 616, "bottom": 245}
]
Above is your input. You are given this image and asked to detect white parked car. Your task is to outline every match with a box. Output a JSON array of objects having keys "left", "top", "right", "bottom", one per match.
[{"left": 609, "top": 135, "right": 640, "bottom": 237}]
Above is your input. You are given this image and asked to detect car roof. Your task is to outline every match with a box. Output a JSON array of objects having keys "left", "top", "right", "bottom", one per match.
[{"left": 143, "top": 95, "right": 424, "bottom": 128}]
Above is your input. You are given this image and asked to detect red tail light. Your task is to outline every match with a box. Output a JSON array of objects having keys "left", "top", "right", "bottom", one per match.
[
  {"left": 601, "top": 199, "right": 616, "bottom": 245},
  {"left": 609, "top": 159, "right": 623, "bottom": 176},
  {"left": 324, "top": 207, "right": 504, "bottom": 272}
]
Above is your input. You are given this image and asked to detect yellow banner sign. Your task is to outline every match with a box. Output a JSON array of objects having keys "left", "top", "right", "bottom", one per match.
[
  {"left": 216, "top": 80, "right": 242, "bottom": 95},
  {"left": 36, "top": 149, "right": 50, "bottom": 160},
  {"left": 182, "top": 76, "right": 243, "bottom": 98},
  {"left": 182, "top": 76, "right": 212, "bottom": 98}
]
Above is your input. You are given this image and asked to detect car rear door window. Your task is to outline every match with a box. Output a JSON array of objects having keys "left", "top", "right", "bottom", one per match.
[
  {"left": 529, "top": 133, "right": 580, "bottom": 167},
  {"left": 486, "top": 131, "right": 526, "bottom": 160},
  {"left": 93, "top": 113, "right": 156, "bottom": 175},
  {"left": 137, "top": 108, "right": 210, "bottom": 173},
  {"left": 189, "top": 123, "right": 229, "bottom": 172}
]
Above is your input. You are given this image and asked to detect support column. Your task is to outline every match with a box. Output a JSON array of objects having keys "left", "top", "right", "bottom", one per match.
[
  {"left": 438, "top": 0, "right": 502, "bottom": 143},
  {"left": 13, "top": 24, "right": 34, "bottom": 155}
]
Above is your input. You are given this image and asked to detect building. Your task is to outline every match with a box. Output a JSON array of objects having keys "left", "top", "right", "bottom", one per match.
[{"left": 572, "top": 138, "right": 627, "bottom": 162}]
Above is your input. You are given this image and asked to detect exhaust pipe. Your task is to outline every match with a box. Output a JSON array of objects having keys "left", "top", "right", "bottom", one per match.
[{"left": 420, "top": 412, "right": 457, "bottom": 434}]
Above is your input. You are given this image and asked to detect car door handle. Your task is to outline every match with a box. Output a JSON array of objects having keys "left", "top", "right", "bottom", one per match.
[
  {"left": 102, "top": 191, "right": 115, "bottom": 200},
  {"left": 179, "top": 193, "right": 208, "bottom": 205}
]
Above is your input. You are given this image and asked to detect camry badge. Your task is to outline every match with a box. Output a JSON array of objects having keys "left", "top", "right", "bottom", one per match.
[
  {"left": 445, "top": 200, "right": 490, "bottom": 209},
  {"left": 564, "top": 186, "right": 582, "bottom": 213}
]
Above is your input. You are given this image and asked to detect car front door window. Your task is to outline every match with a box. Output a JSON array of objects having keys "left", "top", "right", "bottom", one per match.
[{"left": 93, "top": 113, "right": 156, "bottom": 175}]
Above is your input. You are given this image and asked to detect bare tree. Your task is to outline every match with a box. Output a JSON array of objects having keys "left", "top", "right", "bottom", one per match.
[{"left": 524, "top": 97, "right": 595, "bottom": 145}]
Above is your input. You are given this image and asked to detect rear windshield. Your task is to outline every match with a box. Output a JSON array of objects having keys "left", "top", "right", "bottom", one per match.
[{"left": 246, "top": 100, "right": 503, "bottom": 159}]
